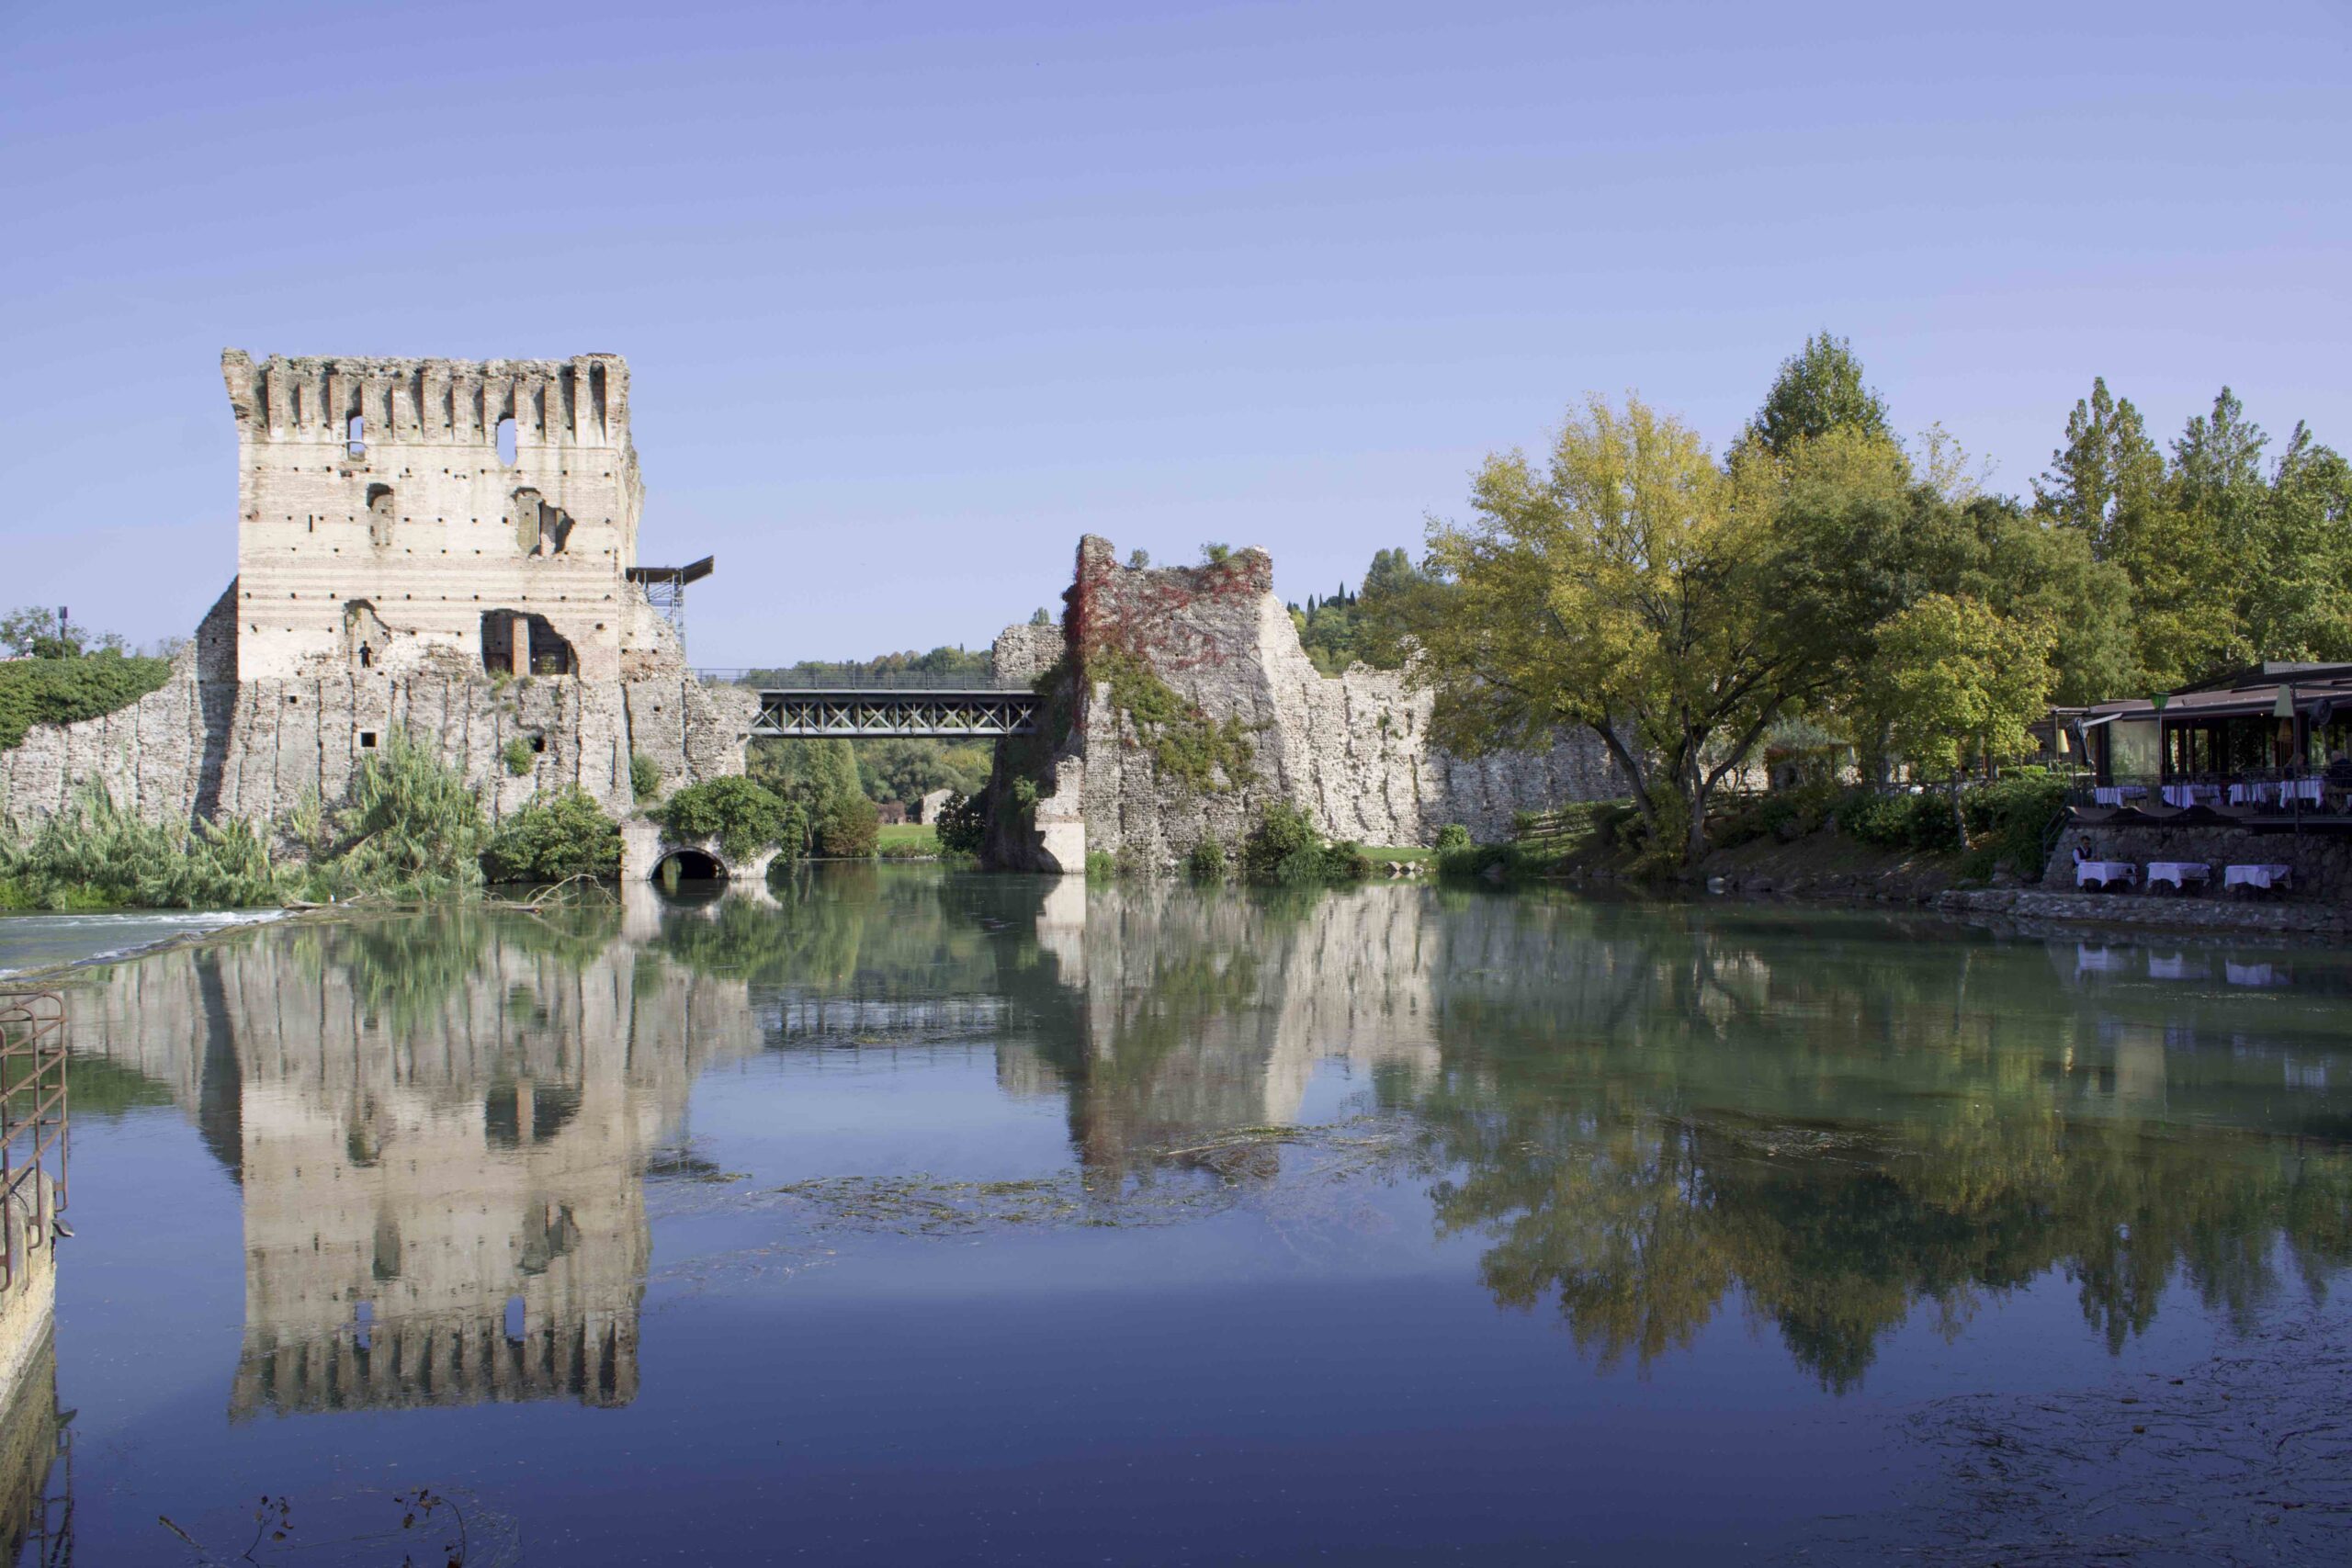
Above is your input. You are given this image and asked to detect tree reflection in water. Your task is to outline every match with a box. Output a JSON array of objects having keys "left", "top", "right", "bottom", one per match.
[{"left": 56, "top": 869, "right": 2352, "bottom": 1413}]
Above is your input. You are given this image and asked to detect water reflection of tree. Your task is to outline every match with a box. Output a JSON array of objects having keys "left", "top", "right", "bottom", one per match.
[{"left": 1403, "top": 896, "right": 2352, "bottom": 1391}]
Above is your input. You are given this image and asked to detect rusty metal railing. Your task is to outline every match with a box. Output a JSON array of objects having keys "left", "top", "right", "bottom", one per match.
[{"left": 1, "top": 989, "right": 68, "bottom": 1293}]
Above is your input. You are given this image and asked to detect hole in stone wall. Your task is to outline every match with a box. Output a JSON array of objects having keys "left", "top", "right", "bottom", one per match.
[
  {"left": 359, "top": 730, "right": 378, "bottom": 748},
  {"left": 365, "top": 484, "right": 395, "bottom": 547},
  {"left": 480, "top": 609, "right": 576, "bottom": 676},
  {"left": 511, "top": 488, "right": 574, "bottom": 557},
  {"left": 496, "top": 416, "right": 516, "bottom": 467},
  {"left": 504, "top": 1295, "right": 526, "bottom": 1345},
  {"left": 347, "top": 414, "right": 366, "bottom": 457}
]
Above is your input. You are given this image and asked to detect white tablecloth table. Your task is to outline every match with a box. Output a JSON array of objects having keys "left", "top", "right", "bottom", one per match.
[
  {"left": 2159, "top": 784, "right": 2220, "bottom": 808},
  {"left": 2228, "top": 782, "right": 2271, "bottom": 807},
  {"left": 2222, "top": 863, "right": 2293, "bottom": 892},
  {"left": 2145, "top": 861, "right": 2211, "bottom": 889},
  {"left": 2093, "top": 785, "right": 2147, "bottom": 807},
  {"left": 2280, "top": 778, "right": 2322, "bottom": 804},
  {"left": 2075, "top": 860, "right": 2137, "bottom": 889}
]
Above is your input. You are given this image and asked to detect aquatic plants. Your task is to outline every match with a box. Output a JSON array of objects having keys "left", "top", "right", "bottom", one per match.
[
  {"left": 302, "top": 729, "right": 491, "bottom": 900},
  {"left": 0, "top": 785, "right": 286, "bottom": 908}
]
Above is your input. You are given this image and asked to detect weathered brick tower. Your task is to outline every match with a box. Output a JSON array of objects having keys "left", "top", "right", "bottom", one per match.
[{"left": 220, "top": 350, "right": 663, "bottom": 684}]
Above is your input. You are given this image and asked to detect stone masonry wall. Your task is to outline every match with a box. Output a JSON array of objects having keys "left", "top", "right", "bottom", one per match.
[
  {"left": 0, "top": 578, "right": 754, "bottom": 832},
  {"left": 994, "top": 536, "right": 1627, "bottom": 871},
  {"left": 2047, "top": 820, "right": 2352, "bottom": 904}
]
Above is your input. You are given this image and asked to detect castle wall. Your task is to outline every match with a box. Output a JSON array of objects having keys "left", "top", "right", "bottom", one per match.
[
  {"left": 1001, "top": 536, "right": 1628, "bottom": 870},
  {"left": 221, "top": 351, "right": 652, "bottom": 685},
  {"left": 0, "top": 581, "right": 756, "bottom": 830}
]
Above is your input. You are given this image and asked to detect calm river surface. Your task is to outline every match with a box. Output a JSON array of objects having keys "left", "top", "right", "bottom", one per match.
[{"left": 19, "top": 868, "right": 2352, "bottom": 1564}]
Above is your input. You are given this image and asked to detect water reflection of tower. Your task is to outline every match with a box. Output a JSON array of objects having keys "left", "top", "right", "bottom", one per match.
[{"left": 67, "top": 919, "right": 765, "bottom": 1420}]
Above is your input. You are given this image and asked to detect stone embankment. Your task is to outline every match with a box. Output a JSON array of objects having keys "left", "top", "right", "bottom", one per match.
[{"left": 1933, "top": 886, "right": 2352, "bottom": 938}]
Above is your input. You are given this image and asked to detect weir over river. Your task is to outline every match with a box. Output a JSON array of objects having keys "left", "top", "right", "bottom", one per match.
[{"left": 8, "top": 870, "right": 2352, "bottom": 1564}]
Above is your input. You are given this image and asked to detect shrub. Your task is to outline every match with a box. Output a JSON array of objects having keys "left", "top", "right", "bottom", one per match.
[
  {"left": 1185, "top": 838, "right": 1227, "bottom": 884},
  {"left": 1321, "top": 840, "right": 1373, "bottom": 882},
  {"left": 935, "top": 791, "right": 986, "bottom": 856},
  {"left": 0, "top": 651, "right": 174, "bottom": 752},
  {"left": 814, "top": 793, "right": 879, "bottom": 858},
  {"left": 1961, "top": 771, "right": 2068, "bottom": 879},
  {"left": 1084, "top": 849, "right": 1118, "bottom": 881},
  {"left": 0, "top": 787, "right": 286, "bottom": 909},
  {"left": 1836, "top": 788, "right": 1959, "bottom": 852},
  {"left": 629, "top": 752, "right": 663, "bottom": 803},
  {"left": 482, "top": 788, "right": 622, "bottom": 883},
  {"left": 1434, "top": 823, "right": 1472, "bottom": 852},
  {"left": 502, "top": 736, "right": 537, "bottom": 777},
  {"left": 661, "top": 776, "right": 798, "bottom": 862},
  {"left": 306, "top": 729, "right": 491, "bottom": 899},
  {"left": 1436, "top": 840, "right": 1510, "bottom": 879},
  {"left": 1240, "top": 804, "right": 1369, "bottom": 886}
]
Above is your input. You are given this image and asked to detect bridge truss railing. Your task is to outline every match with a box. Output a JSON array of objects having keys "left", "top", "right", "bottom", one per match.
[
  {"left": 696, "top": 667, "right": 1028, "bottom": 693},
  {"left": 749, "top": 689, "right": 1039, "bottom": 739}
]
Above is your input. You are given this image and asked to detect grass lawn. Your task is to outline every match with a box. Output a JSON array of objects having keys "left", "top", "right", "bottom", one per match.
[
  {"left": 877, "top": 822, "right": 939, "bottom": 851},
  {"left": 1363, "top": 845, "right": 1434, "bottom": 864}
]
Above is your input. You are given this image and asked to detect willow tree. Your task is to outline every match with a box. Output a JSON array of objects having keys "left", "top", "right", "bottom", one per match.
[{"left": 1416, "top": 395, "right": 1826, "bottom": 864}]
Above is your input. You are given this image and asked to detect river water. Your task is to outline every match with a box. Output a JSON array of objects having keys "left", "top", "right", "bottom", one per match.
[{"left": 17, "top": 867, "right": 2352, "bottom": 1564}]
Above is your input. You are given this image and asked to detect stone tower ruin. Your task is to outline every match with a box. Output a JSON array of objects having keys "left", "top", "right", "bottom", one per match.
[{"left": 220, "top": 350, "right": 670, "bottom": 684}]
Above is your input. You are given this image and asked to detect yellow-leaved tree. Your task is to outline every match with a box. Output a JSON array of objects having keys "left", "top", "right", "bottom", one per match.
[
  {"left": 1415, "top": 395, "right": 1826, "bottom": 864},
  {"left": 1869, "top": 593, "right": 2057, "bottom": 848}
]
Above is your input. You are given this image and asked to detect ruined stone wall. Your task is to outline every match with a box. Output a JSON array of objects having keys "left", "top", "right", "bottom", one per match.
[
  {"left": 989, "top": 621, "right": 1063, "bottom": 687},
  {"left": 994, "top": 536, "right": 1627, "bottom": 871},
  {"left": 0, "top": 581, "right": 754, "bottom": 830},
  {"left": 222, "top": 351, "right": 650, "bottom": 684}
]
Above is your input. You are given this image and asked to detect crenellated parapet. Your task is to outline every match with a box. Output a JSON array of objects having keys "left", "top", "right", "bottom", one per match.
[{"left": 221, "top": 350, "right": 631, "bottom": 451}]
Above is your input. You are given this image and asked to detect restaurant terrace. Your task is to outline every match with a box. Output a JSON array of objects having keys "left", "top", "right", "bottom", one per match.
[{"left": 2067, "top": 661, "right": 2352, "bottom": 828}]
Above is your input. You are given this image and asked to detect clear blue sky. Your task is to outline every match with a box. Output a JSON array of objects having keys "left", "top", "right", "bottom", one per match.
[{"left": 4, "top": 0, "right": 2346, "bottom": 666}]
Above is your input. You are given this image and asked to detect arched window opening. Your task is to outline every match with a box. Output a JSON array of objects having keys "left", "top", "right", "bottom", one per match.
[
  {"left": 365, "top": 484, "right": 395, "bottom": 547},
  {"left": 495, "top": 415, "right": 516, "bottom": 467},
  {"left": 347, "top": 413, "right": 366, "bottom": 457}
]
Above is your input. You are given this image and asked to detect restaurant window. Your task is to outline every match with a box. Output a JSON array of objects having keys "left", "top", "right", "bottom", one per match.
[{"left": 2108, "top": 718, "right": 2160, "bottom": 781}]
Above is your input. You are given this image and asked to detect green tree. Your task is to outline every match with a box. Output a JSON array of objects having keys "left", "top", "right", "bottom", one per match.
[
  {"left": 660, "top": 776, "right": 801, "bottom": 861},
  {"left": 1746, "top": 332, "right": 1892, "bottom": 457},
  {"left": 1870, "top": 594, "right": 2056, "bottom": 847},
  {"left": 0, "top": 605, "right": 127, "bottom": 660},
  {"left": 748, "top": 737, "right": 865, "bottom": 852},
  {"left": 1418, "top": 395, "right": 1826, "bottom": 863},
  {"left": 2033, "top": 376, "right": 2165, "bottom": 559}
]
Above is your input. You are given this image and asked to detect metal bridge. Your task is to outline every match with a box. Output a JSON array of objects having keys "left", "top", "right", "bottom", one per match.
[{"left": 702, "top": 670, "right": 1040, "bottom": 740}]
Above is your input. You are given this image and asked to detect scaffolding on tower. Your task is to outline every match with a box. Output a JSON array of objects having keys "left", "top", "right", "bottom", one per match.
[{"left": 627, "top": 556, "right": 715, "bottom": 647}]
